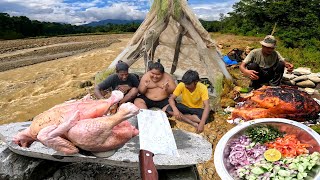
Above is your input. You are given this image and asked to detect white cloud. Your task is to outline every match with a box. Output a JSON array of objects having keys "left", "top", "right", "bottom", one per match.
[
  {"left": 83, "top": 3, "right": 147, "bottom": 22},
  {"left": 190, "top": 2, "right": 235, "bottom": 21},
  {"left": 0, "top": 0, "right": 236, "bottom": 25}
]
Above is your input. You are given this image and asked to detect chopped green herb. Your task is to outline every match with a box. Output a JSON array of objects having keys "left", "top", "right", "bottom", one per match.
[{"left": 245, "top": 125, "right": 284, "bottom": 144}]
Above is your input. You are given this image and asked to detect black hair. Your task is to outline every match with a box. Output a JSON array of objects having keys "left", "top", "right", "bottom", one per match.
[
  {"left": 115, "top": 60, "right": 129, "bottom": 73},
  {"left": 181, "top": 70, "right": 200, "bottom": 85},
  {"left": 148, "top": 59, "right": 164, "bottom": 73}
]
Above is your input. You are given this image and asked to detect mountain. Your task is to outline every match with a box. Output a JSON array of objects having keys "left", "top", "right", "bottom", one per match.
[{"left": 84, "top": 19, "right": 143, "bottom": 26}]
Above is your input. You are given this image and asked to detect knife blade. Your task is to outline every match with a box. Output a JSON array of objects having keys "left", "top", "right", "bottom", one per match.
[{"left": 137, "top": 109, "right": 179, "bottom": 180}]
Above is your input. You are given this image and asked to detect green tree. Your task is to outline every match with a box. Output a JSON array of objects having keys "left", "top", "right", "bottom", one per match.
[{"left": 222, "top": 0, "right": 320, "bottom": 50}]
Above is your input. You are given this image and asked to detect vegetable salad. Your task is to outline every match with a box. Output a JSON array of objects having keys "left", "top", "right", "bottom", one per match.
[{"left": 228, "top": 125, "right": 320, "bottom": 180}]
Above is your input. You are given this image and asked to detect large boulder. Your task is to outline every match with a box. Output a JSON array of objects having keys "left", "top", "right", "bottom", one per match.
[
  {"left": 0, "top": 141, "right": 63, "bottom": 180},
  {"left": 0, "top": 141, "right": 141, "bottom": 180}
]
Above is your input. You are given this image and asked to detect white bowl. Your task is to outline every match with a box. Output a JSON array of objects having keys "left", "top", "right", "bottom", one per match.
[{"left": 214, "top": 118, "right": 320, "bottom": 180}]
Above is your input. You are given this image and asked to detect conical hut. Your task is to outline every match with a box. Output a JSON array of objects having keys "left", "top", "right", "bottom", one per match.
[{"left": 95, "top": 0, "right": 232, "bottom": 108}]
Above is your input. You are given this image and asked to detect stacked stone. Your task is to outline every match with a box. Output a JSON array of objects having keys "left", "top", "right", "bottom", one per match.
[{"left": 282, "top": 67, "right": 320, "bottom": 95}]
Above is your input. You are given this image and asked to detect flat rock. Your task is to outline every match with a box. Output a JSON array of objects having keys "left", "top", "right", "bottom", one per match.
[
  {"left": 0, "top": 121, "right": 212, "bottom": 169},
  {"left": 296, "top": 80, "right": 316, "bottom": 88},
  {"left": 308, "top": 75, "right": 320, "bottom": 83},
  {"left": 0, "top": 140, "right": 64, "bottom": 180},
  {"left": 292, "top": 75, "right": 308, "bottom": 82},
  {"left": 282, "top": 80, "right": 295, "bottom": 86},
  {"left": 282, "top": 73, "right": 297, "bottom": 81},
  {"left": 304, "top": 88, "right": 315, "bottom": 95},
  {"left": 293, "top": 67, "right": 312, "bottom": 75}
]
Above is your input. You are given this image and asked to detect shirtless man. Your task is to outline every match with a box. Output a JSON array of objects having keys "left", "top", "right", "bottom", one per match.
[{"left": 134, "top": 60, "right": 176, "bottom": 110}]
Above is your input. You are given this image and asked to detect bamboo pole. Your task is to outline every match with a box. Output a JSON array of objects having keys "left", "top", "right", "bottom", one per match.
[{"left": 170, "top": 25, "right": 184, "bottom": 74}]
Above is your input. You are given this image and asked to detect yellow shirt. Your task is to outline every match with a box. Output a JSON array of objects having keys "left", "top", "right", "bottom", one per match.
[{"left": 173, "top": 82, "right": 209, "bottom": 108}]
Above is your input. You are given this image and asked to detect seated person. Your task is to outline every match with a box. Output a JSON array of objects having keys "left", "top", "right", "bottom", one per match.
[
  {"left": 240, "top": 46, "right": 254, "bottom": 60},
  {"left": 240, "top": 35, "right": 293, "bottom": 89},
  {"left": 134, "top": 60, "right": 176, "bottom": 110},
  {"left": 94, "top": 61, "right": 139, "bottom": 105},
  {"left": 224, "top": 46, "right": 254, "bottom": 66},
  {"left": 165, "top": 70, "right": 210, "bottom": 133},
  {"left": 227, "top": 48, "right": 244, "bottom": 62}
]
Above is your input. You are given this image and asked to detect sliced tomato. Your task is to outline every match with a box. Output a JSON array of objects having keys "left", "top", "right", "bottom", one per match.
[{"left": 265, "top": 134, "right": 310, "bottom": 158}]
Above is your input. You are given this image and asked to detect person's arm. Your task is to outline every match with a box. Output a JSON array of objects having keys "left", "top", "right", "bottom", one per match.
[
  {"left": 276, "top": 51, "right": 294, "bottom": 72},
  {"left": 168, "top": 94, "right": 182, "bottom": 120},
  {"left": 239, "top": 61, "right": 259, "bottom": 80},
  {"left": 138, "top": 73, "right": 150, "bottom": 94},
  {"left": 166, "top": 74, "right": 177, "bottom": 94},
  {"left": 94, "top": 77, "right": 113, "bottom": 99},
  {"left": 161, "top": 73, "right": 176, "bottom": 94},
  {"left": 119, "top": 87, "right": 138, "bottom": 104},
  {"left": 284, "top": 61, "right": 294, "bottom": 72},
  {"left": 94, "top": 85, "right": 104, "bottom": 99},
  {"left": 131, "top": 73, "right": 140, "bottom": 88},
  {"left": 197, "top": 99, "right": 210, "bottom": 133}
]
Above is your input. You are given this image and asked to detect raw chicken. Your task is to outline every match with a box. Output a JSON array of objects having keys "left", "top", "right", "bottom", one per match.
[
  {"left": 231, "top": 86, "right": 320, "bottom": 121},
  {"left": 13, "top": 90, "right": 139, "bottom": 155}
]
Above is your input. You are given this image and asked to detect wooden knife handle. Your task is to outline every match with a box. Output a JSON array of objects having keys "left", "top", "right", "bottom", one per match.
[{"left": 139, "top": 150, "right": 158, "bottom": 180}]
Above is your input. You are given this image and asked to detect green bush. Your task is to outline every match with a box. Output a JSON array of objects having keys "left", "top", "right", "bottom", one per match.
[
  {"left": 0, "top": 31, "right": 23, "bottom": 39},
  {"left": 277, "top": 46, "right": 320, "bottom": 72}
]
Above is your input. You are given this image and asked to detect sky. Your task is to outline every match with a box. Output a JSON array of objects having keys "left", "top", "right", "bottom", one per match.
[{"left": 0, "top": 0, "right": 238, "bottom": 25}]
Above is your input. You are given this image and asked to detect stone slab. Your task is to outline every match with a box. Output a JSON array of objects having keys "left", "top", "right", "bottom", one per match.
[{"left": 0, "top": 121, "right": 212, "bottom": 169}]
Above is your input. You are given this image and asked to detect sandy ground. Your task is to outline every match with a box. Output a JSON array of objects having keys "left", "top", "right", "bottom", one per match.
[{"left": 0, "top": 34, "right": 132, "bottom": 124}]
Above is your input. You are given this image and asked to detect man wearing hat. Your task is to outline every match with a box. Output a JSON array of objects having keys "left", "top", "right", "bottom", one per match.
[{"left": 239, "top": 35, "right": 294, "bottom": 89}]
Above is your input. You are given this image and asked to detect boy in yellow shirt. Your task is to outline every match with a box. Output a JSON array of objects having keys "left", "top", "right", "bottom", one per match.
[{"left": 166, "top": 70, "right": 210, "bottom": 133}]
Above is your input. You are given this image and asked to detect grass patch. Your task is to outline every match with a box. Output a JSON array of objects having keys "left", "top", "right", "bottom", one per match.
[
  {"left": 277, "top": 46, "right": 320, "bottom": 72},
  {"left": 212, "top": 33, "right": 320, "bottom": 72},
  {"left": 94, "top": 68, "right": 115, "bottom": 85}
]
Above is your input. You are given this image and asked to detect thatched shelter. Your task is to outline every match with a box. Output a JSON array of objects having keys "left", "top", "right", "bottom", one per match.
[{"left": 95, "top": 0, "right": 232, "bottom": 108}]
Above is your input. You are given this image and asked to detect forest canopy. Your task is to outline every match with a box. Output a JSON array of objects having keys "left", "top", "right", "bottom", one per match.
[
  {"left": 0, "top": 13, "right": 140, "bottom": 40},
  {"left": 0, "top": 0, "right": 319, "bottom": 51},
  {"left": 221, "top": 0, "right": 320, "bottom": 50}
]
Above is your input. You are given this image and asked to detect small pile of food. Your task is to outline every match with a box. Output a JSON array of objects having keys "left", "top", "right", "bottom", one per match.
[
  {"left": 230, "top": 86, "right": 320, "bottom": 122},
  {"left": 227, "top": 125, "right": 320, "bottom": 179}
]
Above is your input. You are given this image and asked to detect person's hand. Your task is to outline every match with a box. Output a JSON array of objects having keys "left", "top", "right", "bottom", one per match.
[
  {"left": 285, "top": 62, "right": 294, "bottom": 72},
  {"left": 117, "top": 85, "right": 130, "bottom": 93},
  {"left": 161, "top": 81, "right": 169, "bottom": 89},
  {"left": 173, "top": 110, "right": 182, "bottom": 120},
  {"left": 144, "top": 79, "right": 150, "bottom": 87},
  {"left": 196, "top": 123, "right": 204, "bottom": 133},
  {"left": 245, "top": 69, "right": 259, "bottom": 80}
]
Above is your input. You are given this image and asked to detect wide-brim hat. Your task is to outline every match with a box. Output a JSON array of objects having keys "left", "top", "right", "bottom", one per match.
[{"left": 260, "top": 35, "right": 277, "bottom": 48}]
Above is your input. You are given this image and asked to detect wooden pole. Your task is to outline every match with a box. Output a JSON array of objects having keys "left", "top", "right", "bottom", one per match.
[
  {"left": 170, "top": 25, "right": 184, "bottom": 74},
  {"left": 271, "top": 22, "right": 277, "bottom": 36}
]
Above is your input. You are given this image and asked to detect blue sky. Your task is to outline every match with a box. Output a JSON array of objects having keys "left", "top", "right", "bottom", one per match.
[{"left": 0, "top": 0, "right": 238, "bottom": 25}]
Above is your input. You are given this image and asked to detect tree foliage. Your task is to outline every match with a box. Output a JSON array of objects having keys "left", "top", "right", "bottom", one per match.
[
  {"left": 220, "top": 0, "right": 320, "bottom": 50},
  {"left": 0, "top": 13, "right": 140, "bottom": 40}
]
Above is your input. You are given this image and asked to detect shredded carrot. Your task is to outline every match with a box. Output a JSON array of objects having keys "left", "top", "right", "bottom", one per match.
[{"left": 265, "top": 134, "right": 311, "bottom": 158}]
